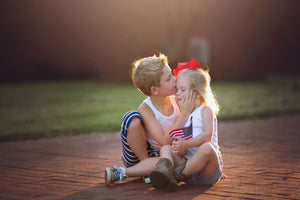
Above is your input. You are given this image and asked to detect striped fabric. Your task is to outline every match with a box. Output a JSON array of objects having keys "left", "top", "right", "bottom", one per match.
[
  {"left": 169, "top": 128, "right": 192, "bottom": 141},
  {"left": 120, "top": 110, "right": 159, "bottom": 167},
  {"left": 169, "top": 117, "right": 193, "bottom": 141}
]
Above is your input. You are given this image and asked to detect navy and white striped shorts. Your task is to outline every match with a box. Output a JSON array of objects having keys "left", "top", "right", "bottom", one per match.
[{"left": 120, "top": 110, "right": 160, "bottom": 167}]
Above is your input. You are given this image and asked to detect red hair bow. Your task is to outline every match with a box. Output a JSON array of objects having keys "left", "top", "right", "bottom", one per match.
[{"left": 173, "top": 58, "right": 200, "bottom": 77}]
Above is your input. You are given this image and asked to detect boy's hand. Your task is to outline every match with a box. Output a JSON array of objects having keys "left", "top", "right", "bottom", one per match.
[{"left": 179, "top": 90, "right": 197, "bottom": 116}]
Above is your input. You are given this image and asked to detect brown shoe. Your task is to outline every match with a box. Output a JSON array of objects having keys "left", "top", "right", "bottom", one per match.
[
  {"left": 149, "top": 158, "right": 178, "bottom": 192},
  {"left": 174, "top": 159, "right": 191, "bottom": 182}
]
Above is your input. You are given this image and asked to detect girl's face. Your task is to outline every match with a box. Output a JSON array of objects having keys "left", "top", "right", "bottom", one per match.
[{"left": 176, "top": 75, "right": 190, "bottom": 104}]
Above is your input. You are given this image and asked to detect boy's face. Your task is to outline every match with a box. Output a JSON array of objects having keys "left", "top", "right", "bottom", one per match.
[
  {"left": 157, "top": 64, "right": 176, "bottom": 96},
  {"left": 176, "top": 75, "right": 190, "bottom": 105}
]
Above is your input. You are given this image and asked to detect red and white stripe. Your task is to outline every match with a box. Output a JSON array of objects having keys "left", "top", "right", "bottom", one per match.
[{"left": 169, "top": 129, "right": 192, "bottom": 141}]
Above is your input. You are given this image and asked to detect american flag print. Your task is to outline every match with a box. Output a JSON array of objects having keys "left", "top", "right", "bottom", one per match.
[{"left": 169, "top": 117, "right": 193, "bottom": 141}]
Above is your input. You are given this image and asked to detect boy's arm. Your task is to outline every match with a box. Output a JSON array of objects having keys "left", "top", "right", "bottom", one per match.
[
  {"left": 138, "top": 102, "right": 191, "bottom": 146},
  {"left": 138, "top": 91, "right": 196, "bottom": 147}
]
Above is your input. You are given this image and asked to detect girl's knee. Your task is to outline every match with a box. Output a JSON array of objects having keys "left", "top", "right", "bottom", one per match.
[{"left": 198, "top": 143, "right": 215, "bottom": 156}]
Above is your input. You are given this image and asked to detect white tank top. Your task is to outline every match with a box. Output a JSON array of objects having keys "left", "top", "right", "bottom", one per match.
[
  {"left": 143, "top": 96, "right": 180, "bottom": 150},
  {"left": 184, "top": 105, "right": 221, "bottom": 160}
]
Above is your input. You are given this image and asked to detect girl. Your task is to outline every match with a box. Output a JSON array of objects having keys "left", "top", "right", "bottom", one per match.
[{"left": 150, "top": 59, "right": 225, "bottom": 191}]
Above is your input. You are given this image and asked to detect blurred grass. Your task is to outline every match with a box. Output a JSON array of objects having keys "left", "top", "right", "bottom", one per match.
[
  {"left": 0, "top": 77, "right": 299, "bottom": 142},
  {"left": 214, "top": 77, "right": 300, "bottom": 120}
]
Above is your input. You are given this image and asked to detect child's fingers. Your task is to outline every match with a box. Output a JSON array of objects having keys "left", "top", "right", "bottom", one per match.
[
  {"left": 190, "top": 90, "right": 194, "bottom": 102},
  {"left": 191, "top": 90, "right": 196, "bottom": 101},
  {"left": 187, "top": 90, "right": 191, "bottom": 101},
  {"left": 189, "top": 90, "right": 193, "bottom": 101},
  {"left": 188, "top": 89, "right": 196, "bottom": 102},
  {"left": 184, "top": 90, "right": 191, "bottom": 102},
  {"left": 172, "top": 137, "right": 183, "bottom": 151},
  {"left": 173, "top": 136, "right": 183, "bottom": 143}
]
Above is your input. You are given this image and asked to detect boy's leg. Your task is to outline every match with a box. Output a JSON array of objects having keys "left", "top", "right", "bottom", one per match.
[
  {"left": 149, "top": 145, "right": 178, "bottom": 191},
  {"left": 127, "top": 117, "right": 149, "bottom": 161},
  {"left": 182, "top": 143, "right": 219, "bottom": 178},
  {"left": 125, "top": 157, "right": 160, "bottom": 177},
  {"left": 107, "top": 110, "right": 163, "bottom": 185},
  {"left": 160, "top": 144, "right": 174, "bottom": 163},
  {"left": 120, "top": 110, "right": 147, "bottom": 167}
]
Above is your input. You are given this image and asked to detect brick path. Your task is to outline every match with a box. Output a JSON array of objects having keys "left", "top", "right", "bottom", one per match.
[{"left": 0, "top": 115, "right": 299, "bottom": 200}]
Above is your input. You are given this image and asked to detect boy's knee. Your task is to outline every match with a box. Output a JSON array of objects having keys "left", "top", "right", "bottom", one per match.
[
  {"left": 128, "top": 118, "right": 143, "bottom": 132},
  {"left": 127, "top": 118, "right": 146, "bottom": 142}
]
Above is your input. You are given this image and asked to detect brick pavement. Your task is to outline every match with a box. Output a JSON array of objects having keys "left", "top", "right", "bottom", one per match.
[{"left": 0, "top": 115, "right": 299, "bottom": 200}]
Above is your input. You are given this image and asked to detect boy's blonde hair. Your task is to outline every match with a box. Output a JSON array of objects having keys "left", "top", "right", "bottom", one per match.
[
  {"left": 131, "top": 54, "right": 168, "bottom": 96},
  {"left": 177, "top": 68, "right": 220, "bottom": 115}
]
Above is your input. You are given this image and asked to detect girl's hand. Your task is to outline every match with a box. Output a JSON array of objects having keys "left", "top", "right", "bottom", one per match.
[
  {"left": 179, "top": 90, "right": 197, "bottom": 116},
  {"left": 172, "top": 137, "right": 187, "bottom": 154}
]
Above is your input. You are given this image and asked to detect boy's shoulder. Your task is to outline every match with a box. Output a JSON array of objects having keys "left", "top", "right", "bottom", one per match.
[
  {"left": 138, "top": 100, "right": 151, "bottom": 114},
  {"left": 138, "top": 95, "right": 176, "bottom": 115}
]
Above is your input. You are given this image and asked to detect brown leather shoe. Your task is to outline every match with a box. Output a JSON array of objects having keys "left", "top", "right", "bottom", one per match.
[
  {"left": 149, "top": 158, "right": 178, "bottom": 192},
  {"left": 174, "top": 159, "right": 191, "bottom": 182}
]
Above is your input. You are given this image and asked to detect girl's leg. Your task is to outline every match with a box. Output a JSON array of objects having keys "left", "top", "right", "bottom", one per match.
[
  {"left": 127, "top": 117, "right": 148, "bottom": 161},
  {"left": 172, "top": 152, "right": 187, "bottom": 168},
  {"left": 160, "top": 145, "right": 174, "bottom": 163},
  {"left": 182, "top": 142, "right": 219, "bottom": 177}
]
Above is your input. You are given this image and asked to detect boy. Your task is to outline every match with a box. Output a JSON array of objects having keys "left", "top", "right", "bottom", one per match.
[{"left": 105, "top": 54, "right": 195, "bottom": 185}]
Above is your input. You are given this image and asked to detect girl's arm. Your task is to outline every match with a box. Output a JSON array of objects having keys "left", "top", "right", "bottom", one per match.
[{"left": 173, "top": 106, "right": 214, "bottom": 152}]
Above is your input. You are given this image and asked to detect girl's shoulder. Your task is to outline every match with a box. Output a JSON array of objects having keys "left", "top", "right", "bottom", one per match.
[
  {"left": 194, "top": 104, "right": 210, "bottom": 112},
  {"left": 191, "top": 105, "right": 206, "bottom": 117},
  {"left": 200, "top": 105, "right": 214, "bottom": 117}
]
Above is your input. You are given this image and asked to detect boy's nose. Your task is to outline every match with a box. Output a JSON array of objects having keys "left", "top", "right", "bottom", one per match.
[{"left": 172, "top": 76, "right": 176, "bottom": 82}]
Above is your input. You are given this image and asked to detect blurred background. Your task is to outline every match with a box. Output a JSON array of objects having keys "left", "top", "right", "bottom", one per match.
[
  {"left": 0, "top": 0, "right": 300, "bottom": 142},
  {"left": 1, "top": 0, "right": 299, "bottom": 83}
]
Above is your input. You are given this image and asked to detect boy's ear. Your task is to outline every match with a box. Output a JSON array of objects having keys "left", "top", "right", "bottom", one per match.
[{"left": 150, "top": 86, "right": 159, "bottom": 96}]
